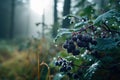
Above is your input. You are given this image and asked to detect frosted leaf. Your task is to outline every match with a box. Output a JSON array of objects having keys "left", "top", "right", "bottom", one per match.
[
  {"left": 94, "top": 9, "right": 119, "bottom": 25},
  {"left": 91, "top": 62, "right": 98, "bottom": 68}
]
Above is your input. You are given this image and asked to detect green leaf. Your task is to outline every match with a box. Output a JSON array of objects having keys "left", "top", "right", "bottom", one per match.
[
  {"left": 84, "top": 61, "right": 101, "bottom": 80},
  {"left": 94, "top": 9, "right": 120, "bottom": 26},
  {"left": 54, "top": 28, "right": 79, "bottom": 42},
  {"left": 74, "top": 21, "right": 88, "bottom": 28},
  {"left": 65, "top": 55, "right": 83, "bottom": 66},
  {"left": 93, "top": 38, "right": 118, "bottom": 53}
]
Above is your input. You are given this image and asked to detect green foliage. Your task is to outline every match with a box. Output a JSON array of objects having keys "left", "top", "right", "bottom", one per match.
[
  {"left": 53, "top": 8, "right": 120, "bottom": 80},
  {"left": 92, "top": 37, "right": 119, "bottom": 53},
  {"left": 94, "top": 9, "right": 120, "bottom": 27},
  {"left": 54, "top": 28, "right": 79, "bottom": 42}
]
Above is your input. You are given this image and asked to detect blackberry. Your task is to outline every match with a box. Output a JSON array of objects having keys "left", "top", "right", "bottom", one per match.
[
  {"left": 91, "top": 40, "right": 97, "bottom": 45},
  {"left": 60, "top": 67, "right": 66, "bottom": 72},
  {"left": 59, "top": 60, "right": 62, "bottom": 65},
  {"left": 82, "top": 36, "right": 92, "bottom": 42},
  {"left": 67, "top": 47, "right": 73, "bottom": 53},
  {"left": 72, "top": 49, "right": 80, "bottom": 55},
  {"left": 77, "top": 34, "right": 82, "bottom": 40},
  {"left": 67, "top": 44, "right": 75, "bottom": 53},
  {"left": 63, "top": 42, "right": 68, "bottom": 49},
  {"left": 77, "top": 39, "right": 84, "bottom": 47},
  {"left": 72, "top": 73, "right": 79, "bottom": 79},
  {"left": 82, "top": 41, "right": 89, "bottom": 47},
  {"left": 72, "top": 35, "right": 77, "bottom": 41},
  {"left": 68, "top": 39, "right": 74, "bottom": 44},
  {"left": 67, "top": 66, "right": 72, "bottom": 71},
  {"left": 55, "top": 61, "right": 59, "bottom": 66}
]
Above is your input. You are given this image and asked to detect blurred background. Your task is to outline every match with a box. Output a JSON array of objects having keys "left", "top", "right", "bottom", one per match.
[{"left": 0, "top": 0, "right": 119, "bottom": 80}]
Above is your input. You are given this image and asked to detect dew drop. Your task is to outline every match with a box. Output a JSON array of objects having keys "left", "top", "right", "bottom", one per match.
[
  {"left": 108, "top": 3, "right": 111, "bottom": 6},
  {"left": 112, "top": 24, "right": 115, "bottom": 26},
  {"left": 92, "top": 72, "right": 95, "bottom": 74},
  {"left": 119, "top": 26, "right": 120, "bottom": 28},
  {"left": 89, "top": 59, "right": 92, "bottom": 61},
  {"left": 105, "top": 20, "right": 108, "bottom": 24},
  {"left": 91, "top": 10, "right": 94, "bottom": 12},
  {"left": 55, "top": 44, "right": 58, "bottom": 47},
  {"left": 119, "top": 2, "right": 120, "bottom": 4}
]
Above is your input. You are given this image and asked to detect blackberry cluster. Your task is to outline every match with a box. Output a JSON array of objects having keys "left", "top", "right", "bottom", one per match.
[
  {"left": 63, "top": 33, "right": 97, "bottom": 56},
  {"left": 55, "top": 57, "right": 83, "bottom": 79},
  {"left": 55, "top": 58, "right": 72, "bottom": 72}
]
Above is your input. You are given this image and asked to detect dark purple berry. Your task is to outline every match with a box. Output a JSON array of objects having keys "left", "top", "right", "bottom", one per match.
[
  {"left": 63, "top": 43, "right": 68, "bottom": 49},
  {"left": 91, "top": 40, "right": 97, "bottom": 45},
  {"left": 59, "top": 60, "right": 62, "bottom": 65},
  {"left": 67, "top": 48, "right": 73, "bottom": 53},
  {"left": 63, "top": 62, "right": 67, "bottom": 66},
  {"left": 59, "top": 67, "right": 64, "bottom": 72},
  {"left": 77, "top": 34, "right": 82, "bottom": 40},
  {"left": 72, "top": 49, "right": 80, "bottom": 55},
  {"left": 68, "top": 44, "right": 76, "bottom": 50},
  {"left": 63, "top": 59, "right": 67, "bottom": 62},
  {"left": 77, "top": 39, "right": 84, "bottom": 47},
  {"left": 82, "top": 36, "right": 92, "bottom": 42},
  {"left": 68, "top": 40, "right": 74, "bottom": 44},
  {"left": 55, "top": 61, "right": 62, "bottom": 66},
  {"left": 82, "top": 42, "right": 89, "bottom": 47},
  {"left": 67, "top": 66, "right": 72, "bottom": 71},
  {"left": 72, "top": 73, "right": 79, "bottom": 79},
  {"left": 72, "top": 36, "right": 77, "bottom": 41},
  {"left": 55, "top": 61, "right": 59, "bottom": 66}
]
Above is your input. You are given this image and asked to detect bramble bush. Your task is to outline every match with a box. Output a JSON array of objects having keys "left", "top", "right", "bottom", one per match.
[{"left": 54, "top": 9, "right": 120, "bottom": 80}]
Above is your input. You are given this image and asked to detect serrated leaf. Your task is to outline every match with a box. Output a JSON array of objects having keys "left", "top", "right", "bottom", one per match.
[
  {"left": 74, "top": 21, "right": 88, "bottom": 28},
  {"left": 94, "top": 9, "right": 120, "bottom": 26},
  {"left": 84, "top": 61, "right": 101, "bottom": 80},
  {"left": 54, "top": 28, "right": 79, "bottom": 42},
  {"left": 93, "top": 38, "right": 118, "bottom": 52}
]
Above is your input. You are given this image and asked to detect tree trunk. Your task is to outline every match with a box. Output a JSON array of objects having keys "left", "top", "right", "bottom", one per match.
[
  {"left": 54, "top": 0, "right": 58, "bottom": 23},
  {"left": 52, "top": 0, "right": 58, "bottom": 37},
  {"left": 10, "top": 0, "right": 15, "bottom": 39},
  {"left": 62, "top": 0, "right": 71, "bottom": 28}
]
